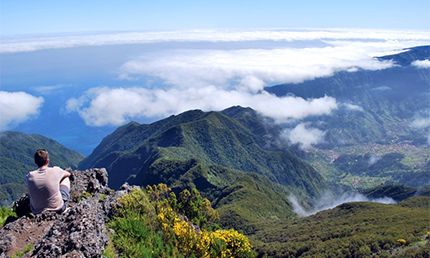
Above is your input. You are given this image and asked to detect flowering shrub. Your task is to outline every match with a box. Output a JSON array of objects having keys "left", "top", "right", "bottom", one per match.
[
  {"left": 211, "top": 229, "right": 254, "bottom": 257},
  {"left": 157, "top": 208, "right": 254, "bottom": 258},
  {"left": 178, "top": 188, "right": 220, "bottom": 229},
  {"left": 147, "top": 184, "right": 219, "bottom": 229},
  {"left": 108, "top": 185, "right": 255, "bottom": 258}
]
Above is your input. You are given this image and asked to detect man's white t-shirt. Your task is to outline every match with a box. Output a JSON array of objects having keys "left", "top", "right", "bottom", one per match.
[{"left": 26, "top": 166, "right": 67, "bottom": 214}]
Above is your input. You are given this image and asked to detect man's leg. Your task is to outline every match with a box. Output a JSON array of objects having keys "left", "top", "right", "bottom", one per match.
[{"left": 58, "top": 177, "right": 70, "bottom": 213}]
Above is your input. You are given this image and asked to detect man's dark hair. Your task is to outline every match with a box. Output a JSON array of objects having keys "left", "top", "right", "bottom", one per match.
[{"left": 34, "top": 149, "right": 49, "bottom": 167}]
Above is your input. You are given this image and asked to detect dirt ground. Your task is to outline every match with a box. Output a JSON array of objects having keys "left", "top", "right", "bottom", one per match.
[{"left": 1, "top": 214, "right": 56, "bottom": 257}]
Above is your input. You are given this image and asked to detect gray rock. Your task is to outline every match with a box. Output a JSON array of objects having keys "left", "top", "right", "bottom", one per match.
[{"left": 0, "top": 168, "right": 122, "bottom": 258}]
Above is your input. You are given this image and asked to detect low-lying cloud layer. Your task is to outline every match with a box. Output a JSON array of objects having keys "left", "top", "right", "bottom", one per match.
[
  {"left": 0, "top": 91, "right": 44, "bottom": 130},
  {"left": 118, "top": 46, "right": 394, "bottom": 86},
  {"left": 2, "top": 28, "right": 430, "bottom": 54},
  {"left": 65, "top": 87, "right": 338, "bottom": 126},
  {"left": 289, "top": 191, "right": 396, "bottom": 217},
  {"left": 66, "top": 30, "right": 408, "bottom": 131},
  {"left": 3, "top": 28, "right": 430, "bottom": 150}
]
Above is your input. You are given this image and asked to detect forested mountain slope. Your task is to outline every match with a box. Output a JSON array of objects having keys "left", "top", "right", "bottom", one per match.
[{"left": 78, "top": 108, "right": 327, "bottom": 231}]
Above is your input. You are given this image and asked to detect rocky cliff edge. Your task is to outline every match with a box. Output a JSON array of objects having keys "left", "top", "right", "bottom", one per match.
[{"left": 0, "top": 168, "right": 138, "bottom": 258}]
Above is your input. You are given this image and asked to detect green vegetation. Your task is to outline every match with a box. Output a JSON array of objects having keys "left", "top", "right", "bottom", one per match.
[
  {"left": 75, "top": 105, "right": 430, "bottom": 239},
  {"left": 360, "top": 184, "right": 421, "bottom": 202},
  {"left": 214, "top": 173, "right": 296, "bottom": 234},
  {"left": 78, "top": 109, "right": 327, "bottom": 232},
  {"left": 102, "top": 239, "right": 117, "bottom": 258},
  {"left": 77, "top": 191, "right": 93, "bottom": 202},
  {"left": 80, "top": 110, "right": 326, "bottom": 197},
  {"left": 251, "top": 196, "right": 430, "bottom": 257},
  {"left": 309, "top": 144, "right": 429, "bottom": 190},
  {"left": 10, "top": 244, "right": 34, "bottom": 258},
  {"left": 146, "top": 157, "right": 297, "bottom": 233},
  {"left": 108, "top": 184, "right": 254, "bottom": 257},
  {"left": 0, "top": 183, "right": 27, "bottom": 206},
  {"left": 0, "top": 205, "right": 16, "bottom": 227}
]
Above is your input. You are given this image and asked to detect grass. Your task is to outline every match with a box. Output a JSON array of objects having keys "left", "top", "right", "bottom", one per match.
[{"left": 10, "top": 244, "right": 34, "bottom": 258}]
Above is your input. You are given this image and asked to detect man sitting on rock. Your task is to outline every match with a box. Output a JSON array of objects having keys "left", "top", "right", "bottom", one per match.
[{"left": 26, "top": 149, "right": 71, "bottom": 214}]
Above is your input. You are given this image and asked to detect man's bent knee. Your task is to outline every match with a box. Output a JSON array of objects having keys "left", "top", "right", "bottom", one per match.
[
  {"left": 60, "top": 177, "right": 70, "bottom": 189},
  {"left": 60, "top": 185, "right": 70, "bottom": 202}
]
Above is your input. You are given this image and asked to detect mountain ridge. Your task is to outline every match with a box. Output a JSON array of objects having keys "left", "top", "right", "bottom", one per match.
[
  {"left": 77, "top": 107, "right": 328, "bottom": 231},
  {"left": 79, "top": 108, "right": 326, "bottom": 196}
]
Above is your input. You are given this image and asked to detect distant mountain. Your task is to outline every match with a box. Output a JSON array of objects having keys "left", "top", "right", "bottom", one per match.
[
  {"left": 79, "top": 107, "right": 327, "bottom": 231},
  {"left": 266, "top": 46, "right": 430, "bottom": 147},
  {"left": 377, "top": 45, "right": 430, "bottom": 66},
  {"left": 265, "top": 46, "right": 430, "bottom": 189},
  {"left": 361, "top": 184, "right": 430, "bottom": 202},
  {"left": 0, "top": 131, "right": 84, "bottom": 205}
]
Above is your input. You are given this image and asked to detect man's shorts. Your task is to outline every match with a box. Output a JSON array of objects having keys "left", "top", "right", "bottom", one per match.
[{"left": 58, "top": 185, "right": 70, "bottom": 213}]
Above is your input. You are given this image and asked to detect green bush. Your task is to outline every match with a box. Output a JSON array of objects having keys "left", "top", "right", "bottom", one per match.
[
  {"left": 177, "top": 188, "right": 219, "bottom": 229},
  {"left": 0, "top": 206, "right": 16, "bottom": 227}
]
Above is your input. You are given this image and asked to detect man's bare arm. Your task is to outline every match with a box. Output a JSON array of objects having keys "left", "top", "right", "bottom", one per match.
[{"left": 60, "top": 171, "right": 71, "bottom": 189}]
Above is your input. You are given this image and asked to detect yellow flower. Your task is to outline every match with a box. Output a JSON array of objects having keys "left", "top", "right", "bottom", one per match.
[
  {"left": 158, "top": 213, "right": 165, "bottom": 221},
  {"left": 397, "top": 239, "right": 407, "bottom": 244}
]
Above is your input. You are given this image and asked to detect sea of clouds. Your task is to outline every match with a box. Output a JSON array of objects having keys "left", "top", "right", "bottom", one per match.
[{"left": 1, "top": 28, "right": 430, "bottom": 151}]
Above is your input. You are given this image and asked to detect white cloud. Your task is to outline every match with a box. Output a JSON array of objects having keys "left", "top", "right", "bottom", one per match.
[
  {"left": 2, "top": 28, "right": 430, "bottom": 53},
  {"left": 411, "top": 117, "right": 430, "bottom": 129},
  {"left": 372, "top": 86, "right": 391, "bottom": 91},
  {"left": 32, "top": 84, "right": 75, "bottom": 95},
  {"left": 289, "top": 191, "right": 396, "bottom": 217},
  {"left": 410, "top": 116, "right": 430, "bottom": 145},
  {"left": 29, "top": 28, "right": 426, "bottom": 127},
  {"left": 412, "top": 59, "right": 430, "bottom": 68},
  {"left": 367, "top": 154, "right": 381, "bottom": 166},
  {"left": 254, "top": 95, "right": 338, "bottom": 121},
  {"left": 108, "top": 44, "right": 390, "bottom": 127},
  {"left": 66, "top": 86, "right": 338, "bottom": 126},
  {"left": 282, "top": 123, "right": 326, "bottom": 150},
  {"left": 119, "top": 46, "right": 394, "bottom": 86},
  {"left": 0, "top": 91, "right": 44, "bottom": 131},
  {"left": 343, "top": 103, "right": 364, "bottom": 112}
]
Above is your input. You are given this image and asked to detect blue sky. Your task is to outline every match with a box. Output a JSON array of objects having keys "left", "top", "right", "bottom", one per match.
[
  {"left": 1, "top": 0, "right": 430, "bottom": 154},
  {"left": 1, "top": 0, "right": 429, "bottom": 36}
]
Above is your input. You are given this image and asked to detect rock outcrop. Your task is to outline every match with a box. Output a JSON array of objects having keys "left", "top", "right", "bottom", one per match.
[{"left": 0, "top": 168, "right": 136, "bottom": 258}]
